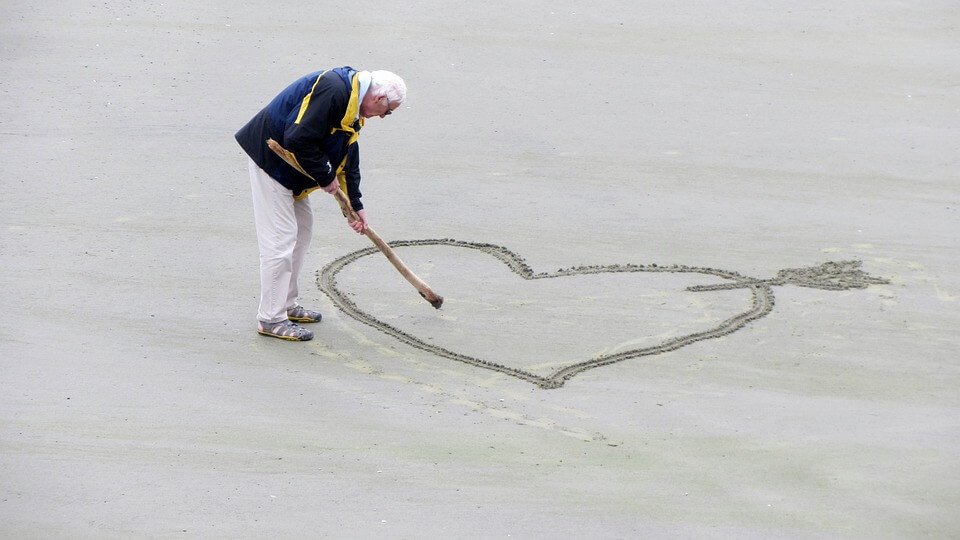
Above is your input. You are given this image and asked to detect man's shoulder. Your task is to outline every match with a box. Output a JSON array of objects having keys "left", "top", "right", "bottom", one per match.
[
  {"left": 316, "top": 69, "right": 352, "bottom": 95},
  {"left": 283, "top": 70, "right": 350, "bottom": 100}
]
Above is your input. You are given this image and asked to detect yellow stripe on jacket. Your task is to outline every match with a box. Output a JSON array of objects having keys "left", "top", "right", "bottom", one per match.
[{"left": 293, "top": 72, "right": 364, "bottom": 200}]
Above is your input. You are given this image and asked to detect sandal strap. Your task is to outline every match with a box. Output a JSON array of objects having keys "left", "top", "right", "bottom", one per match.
[
  {"left": 274, "top": 321, "right": 300, "bottom": 337},
  {"left": 287, "top": 305, "right": 322, "bottom": 322},
  {"left": 259, "top": 319, "right": 313, "bottom": 340}
]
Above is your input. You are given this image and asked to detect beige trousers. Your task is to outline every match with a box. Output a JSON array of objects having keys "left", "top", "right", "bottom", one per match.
[{"left": 248, "top": 158, "right": 313, "bottom": 323}]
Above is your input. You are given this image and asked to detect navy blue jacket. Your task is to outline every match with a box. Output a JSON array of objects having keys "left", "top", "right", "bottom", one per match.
[{"left": 236, "top": 67, "right": 364, "bottom": 208}]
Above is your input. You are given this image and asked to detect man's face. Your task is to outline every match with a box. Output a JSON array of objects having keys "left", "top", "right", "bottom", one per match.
[{"left": 360, "top": 92, "right": 399, "bottom": 119}]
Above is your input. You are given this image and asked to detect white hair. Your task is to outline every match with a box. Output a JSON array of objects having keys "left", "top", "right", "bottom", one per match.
[{"left": 369, "top": 70, "right": 407, "bottom": 105}]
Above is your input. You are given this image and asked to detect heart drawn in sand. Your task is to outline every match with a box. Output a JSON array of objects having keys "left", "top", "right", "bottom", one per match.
[{"left": 318, "top": 239, "right": 888, "bottom": 389}]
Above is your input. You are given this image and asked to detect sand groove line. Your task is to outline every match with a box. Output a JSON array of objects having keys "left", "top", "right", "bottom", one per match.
[{"left": 317, "top": 239, "right": 888, "bottom": 389}]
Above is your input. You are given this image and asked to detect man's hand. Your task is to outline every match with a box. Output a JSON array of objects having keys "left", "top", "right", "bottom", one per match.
[
  {"left": 348, "top": 208, "right": 368, "bottom": 234},
  {"left": 321, "top": 180, "right": 340, "bottom": 194}
]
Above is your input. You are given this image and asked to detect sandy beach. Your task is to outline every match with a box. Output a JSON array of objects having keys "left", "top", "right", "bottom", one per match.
[{"left": 2, "top": 1, "right": 958, "bottom": 537}]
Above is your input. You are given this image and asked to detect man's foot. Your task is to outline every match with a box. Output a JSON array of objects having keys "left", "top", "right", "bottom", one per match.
[
  {"left": 287, "top": 305, "right": 322, "bottom": 323},
  {"left": 257, "top": 319, "right": 314, "bottom": 341}
]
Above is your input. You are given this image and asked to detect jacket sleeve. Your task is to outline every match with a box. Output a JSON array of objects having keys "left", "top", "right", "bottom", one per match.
[
  {"left": 282, "top": 78, "right": 345, "bottom": 187},
  {"left": 342, "top": 142, "right": 363, "bottom": 211}
]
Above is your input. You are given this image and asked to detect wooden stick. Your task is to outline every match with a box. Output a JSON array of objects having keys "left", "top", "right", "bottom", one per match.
[{"left": 266, "top": 138, "right": 443, "bottom": 309}]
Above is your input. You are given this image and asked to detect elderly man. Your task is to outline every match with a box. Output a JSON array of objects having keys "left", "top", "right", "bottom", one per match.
[{"left": 236, "top": 67, "right": 406, "bottom": 341}]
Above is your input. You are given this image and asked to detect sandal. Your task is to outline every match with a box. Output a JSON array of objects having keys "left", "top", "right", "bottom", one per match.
[
  {"left": 287, "top": 305, "right": 322, "bottom": 323},
  {"left": 258, "top": 319, "right": 314, "bottom": 341}
]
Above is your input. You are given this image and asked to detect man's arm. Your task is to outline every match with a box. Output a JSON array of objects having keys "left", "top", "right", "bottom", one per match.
[
  {"left": 342, "top": 143, "right": 367, "bottom": 233},
  {"left": 342, "top": 143, "right": 363, "bottom": 210},
  {"left": 282, "top": 77, "right": 345, "bottom": 187}
]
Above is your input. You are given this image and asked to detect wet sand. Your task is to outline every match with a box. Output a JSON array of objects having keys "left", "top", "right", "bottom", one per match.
[{"left": 2, "top": 1, "right": 958, "bottom": 538}]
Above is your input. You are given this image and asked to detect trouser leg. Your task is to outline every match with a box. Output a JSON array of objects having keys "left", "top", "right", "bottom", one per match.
[
  {"left": 286, "top": 194, "right": 314, "bottom": 310},
  {"left": 248, "top": 159, "right": 298, "bottom": 323}
]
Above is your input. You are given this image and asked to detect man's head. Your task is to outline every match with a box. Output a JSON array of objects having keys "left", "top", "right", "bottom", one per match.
[{"left": 360, "top": 70, "right": 407, "bottom": 119}]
